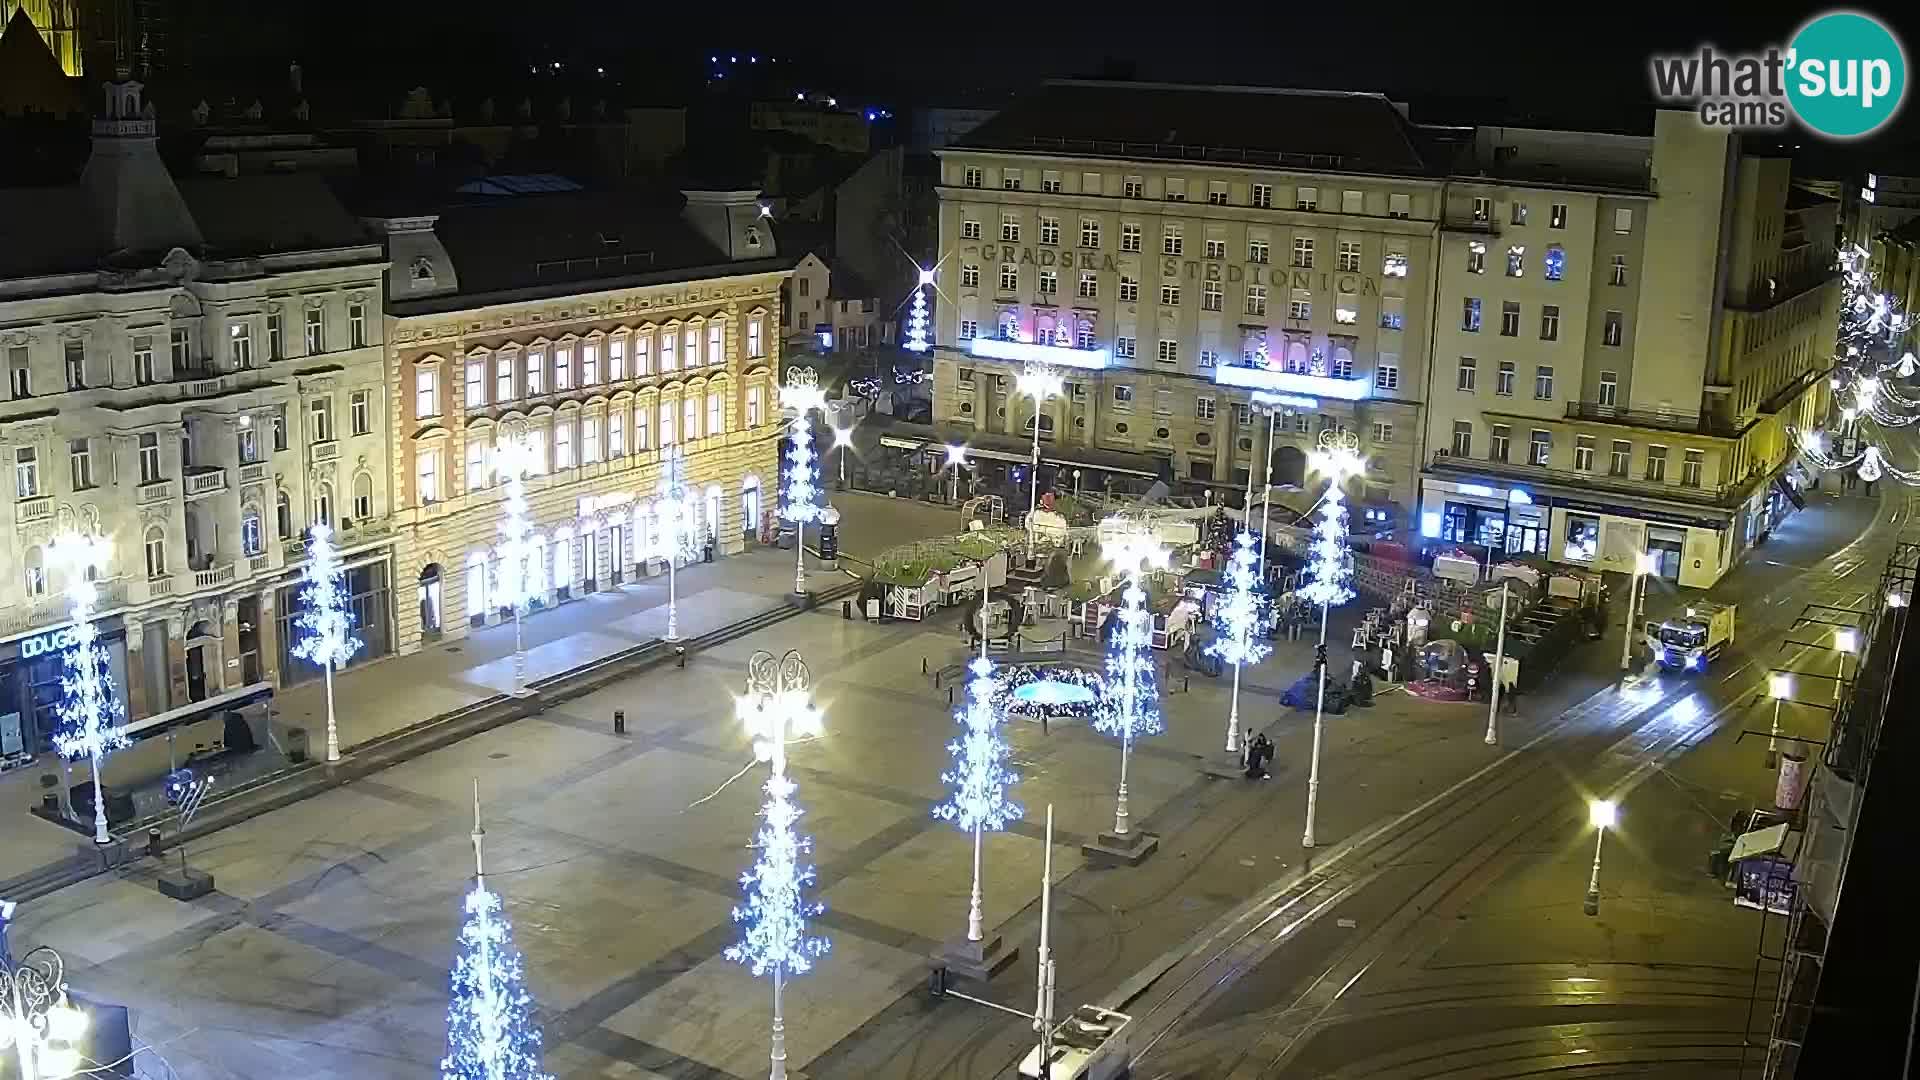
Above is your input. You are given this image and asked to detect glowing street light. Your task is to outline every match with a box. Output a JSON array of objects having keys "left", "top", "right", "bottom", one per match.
[
  {"left": 831, "top": 424, "right": 856, "bottom": 488},
  {"left": 1833, "top": 626, "right": 1859, "bottom": 704},
  {"left": 1767, "top": 672, "right": 1793, "bottom": 768},
  {"left": 0, "top": 943, "right": 88, "bottom": 1080},
  {"left": 1300, "top": 431, "right": 1365, "bottom": 849},
  {"left": 944, "top": 443, "right": 969, "bottom": 503},
  {"left": 1583, "top": 798, "right": 1617, "bottom": 916},
  {"left": 1014, "top": 362, "right": 1065, "bottom": 558}
]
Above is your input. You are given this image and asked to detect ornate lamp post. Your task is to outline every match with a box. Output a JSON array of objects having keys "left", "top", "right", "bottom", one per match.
[
  {"left": 944, "top": 443, "right": 969, "bottom": 504},
  {"left": 48, "top": 527, "right": 124, "bottom": 846},
  {"left": 780, "top": 368, "right": 828, "bottom": 596},
  {"left": 728, "top": 650, "right": 829, "bottom": 1080},
  {"left": 1300, "top": 430, "right": 1365, "bottom": 850},
  {"left": 1015, "top": 362, "right": 1064, "bottom": 559},
  {"left": 0, "top": 945, "right": 89, "bottom": 1080},
  {"left": 1583, "top": 799, "right": 1617, "bottom": 916}
]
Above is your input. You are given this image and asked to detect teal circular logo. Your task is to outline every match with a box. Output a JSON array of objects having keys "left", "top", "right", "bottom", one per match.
[{"left": 1787, "top": 11, "right": 1907, "bottom": 138}]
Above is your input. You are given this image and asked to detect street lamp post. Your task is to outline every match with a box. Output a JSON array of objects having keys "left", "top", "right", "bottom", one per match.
[
  {"left": 1766, "top": 673, "right": 1793, "bottom": 768},
  {"left": 1072, "top": 468, "right": 1082, "bottom": 500},
  {"left": 656, "top": 442, "right": 697, "bottom": 642},
  {"left": 1584, "top": 799, "right": 1617, "bottom": 916},
  {"left": 1099, "top": 520, "right": 1169, "bottom": 838},
  {"left": 1484, "top": 580, "right": 1510, "bottom": 746},
  {"left": 1015, "top": 363, "right": 1064, "bottom": 559},
  {"left": 1618, "top": 551, "right": 1656, "bottom": 672},
  {"left": 1252, "top": 401, "right": 1286, "bottom": 577},
  {"left": 832, "top": 424, "right": 856, "bottom": 489},
  {"left": 781, "top": 367, "right": 828, "bottom": 597},
  {"left": 1833, "top": 627, "right": 1859, "bottom": 705},
  {"left": 0, "top": 945, "right": 89, "bottom": 1080},
  {"left": 945, "top": 443, "right": 968, "bottom": 504},
  {"left": 1300, "top": 431, "right": 1365, "bottom": 850}
]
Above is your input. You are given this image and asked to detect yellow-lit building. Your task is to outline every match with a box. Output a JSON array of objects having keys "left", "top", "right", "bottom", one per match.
[{"left": 1, "top": 0, "right": 79, "bottom": 75}]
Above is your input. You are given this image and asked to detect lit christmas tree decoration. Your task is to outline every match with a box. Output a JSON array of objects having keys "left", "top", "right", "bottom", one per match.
[
  {"left": 903, "top": 267, "right": 934, "bottom": 353},
  {"left": 491, "top": 432, "right": 543, "bottom": 694},
  {"left": 1207, "top": 532, "right": 1272, "bottom": 754},
  {"left": 442, "top": 782, "right": 551, "bottom": 1080},
  {"left": 50, "top": 530, "right": 126, "bottom": 845},
  {"left": 653, "top": 442, "right": 701, "bottom": 641},
  {"left": 291, "top": 523, "right": 364, "bottom": 761},
  {"left": 781, "top": 368, "right": 827, "bottom": 595},
  {"left": 1301, "top": 430, "right": 1365, "bottom": 850},
  {"left": 933, "top": 642, "right": 1021, "bottom": 942},
  {"left": 1097, "top": 521, "right": 1168, "bottom": 837}
]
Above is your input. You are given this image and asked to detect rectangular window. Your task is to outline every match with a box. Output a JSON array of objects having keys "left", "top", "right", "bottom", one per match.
[
  {"left": 1081, "top": 218, "right": 1100, "bottom": 248},
  {"left": 14, "top": 447, "right": 37, "bottom": 499},
  {"left": 137, "top": 433, "right": 160, "bottom": 483},
  {"left": 1246, "top": 285, "right": 1268, "bottom": 316},
  {"left": 304, "top": 308, "right": 324, "bottom": 354},
  {"left": 1388, "top": 192, "right": 1411, "bottom": 218},
  {"left": 1338, "top": 241, "right": 1361, "bottom": 272},
  {"left": 417, "top": 448, "right": 440, "bottom": 502},
  {"left": 68, "top": 438, "right": 91, "bottom": 490},
  {"left": 1466, "top": 241, "right": 1486, "bottom": 274},
  {"left": 962, "top": 220, "right": 982, "bottom": 240},
  {"left": 1040, "top": 269, "right": 1059, "bottom": 295},
  {"left": 1541, "top": 305, "right": 1560, "bottom": 341},
  {"left": 1609, "top": 440, "right": 1631, "bottom": 477},
  {"left": 1372, "top": 422, "right": 1393, "bottom": 444},
  {"left": 1251, "top": 184, "right": 1273, "bottom": 208},
  {"left": 961, "top": 264, "right": 980, "bottom": 288},
  {"left": 467, "top": 438, "right": 488, "bottom": 492},
  {"left": 1288, "top": 290, "right": 1312, "bottom": 321},
  {"left": 62, "top": 339, "right": 85, "bottom": 389},
  {"left": 1197, "top": 349, "right": 1218, "bottom": 369},
  {"left": 1121, "top": 223, "right": 1141, "bottom": 252},
  {"left": 1610, "top": 254, "right": 1628, "bottom": 286},
  {"left": 1153, "top": 389, "right": 1173, "bottom": 415},
  {"left": 352, "top": 389, "right": 373, "bottom": 435},
  {"left": 1119, "top": 276, "right": 1139, "bottom": 303},
  {"left": 8, "top": 349, "right": 31, "bottom": 399},
  {"left": 1078, "top": 270, "right": 1098, "bottom": 299},
  {"left": 584, "top": 342, "right": 602, "bottom": 384},
  {"left": 1462, "top": 297, "right": 1482, "bottom": 332},
  {"left": 1207, "top": 181, "right": 1228, "bottom": 206},
  {"left": 1383, "top": 245, "right": 1407, "bottom": 277},
  {"left": 415, "top": 368, "right": 439, "bottom": 418},
  {"left": 1380, "top": 297, "right": 1404, "bottom": 330},
  {"left": 1112, "top": 385, "right": 1134, "bottom": 410},
  {"left": 684, "top": 396, "right": 701, "bottom": 440},
  {"left": 1574, "top": 435, "right": 1595, "bottom": 471},
  {"left": 466, "top": 359, "right": 486, "bottom": 408},
  {"left": 1613, "top": 207, "right": 1633, "bottom": 234},
  {"left": 682, "top": 328, "right": 697, "bottom": 372},
  {"left": 349, "top": 302, "right": 368, "bottom": 348},
  {"left": 1292, "top": 236, "right": 1314, "bottom": 268},
  {"left": 959, "top": 319, "right": 979, "bottom": 340},
  {"left": 1156, "top": 339, "right": 1179, "bottom": 364},
  {"left": 583, "top": 415, "right": 601, "bottom": 462},
  {"left": 1530, "top": 429, "right": 1551, "bottom": 466},
  {"left": 1203, "top": 280, "right": 1222, "bottom": 311},
  {"left": 1472, "top": 196, "right": 1492, "bottom": 222},
  {"left": 554, "top": 418, "right": 574, "bottom": 468},
  {"left": 1645, "top": 444, "right": 1668, "bottom": 481},
  {"left": 634, "top": 334, "right": 652, "bottom": 375},
  {"left": 1162, "top": 224, "right": 1183, "bottom": 256},
  {"left": 1205, "top": 238, "right": 1226, "bottom": 259},
  {"left": 1003, "top": 171, "right": 1022, "bottom": 191},
  {"left": 1164, "top": 178, "right": 1186, "bottom": 202},
  {"left": 1040, "top": 216, "right": 1060, "bottom": 245},
  {"left": 1296, "top": 186, "right": 1318, "bottom": 211},
  {"left": 1511, "top": 202, "right": 1529, "bottom": 225},
  {"left": 1082, "top": 172, "right": 1101, "bottom": 194},
  {"left": 134, "top": 335, "right": 156, "bottom": 384},
  {"left": 964, "top": 166, "right": 983, "bottom": 188},
  {"left": 309, "top": 397, "right": 333, "bottom": 442},
  {"left": 1598, "top": 370, "right": 1618, "bottom": 406},
  {"left": 527, "top": 349, "right": 547, "bottom": 395},
  {"left": 1000, "top": 264, "right": 1019, "bottom": 292},
  {"left": 267, "top": 313, "right": 283, "bottom": 360},
  {"left": 1683, "top": 449, "right": 1704, "bottom": 487},
  {"left": 1001, "top": 214, "right": 1020, "bottom": 242},
  {"left": 1457, "top": 356, "right": 1477, "bottom": 392},
  {"left": 1451, "top": 421, "right": 1473, "bottom": 457},
  {"left": 1335, "top": 292, "right": 1357, "bottom": 324},
  {"left": 1248, "top": 238, "right": 1270, "bottom": 264},
  {"left": 748, "top": 316, "right": 765, "bottom": 359},
  {"left": 1496, "top": 360, "right": 1516, "bottom": 396},
  {"left": 636, "top": 404, "right": 652, "bottom": 448},
  {"left": 1550, "top": 203, "right": 1568, "bottom": 229},
  {"left": 1500, "top": 301, "right": 1520, "bottom": 336},
  {"left": 1195, "top": 396, "right": 1216, "bottom": 420},
  {"left": 1535, "top": 365, "right": 1554, "bottom": 400},
  {"left": 1490, "top": 424, "right": 1511, "bottom": 462},
  {"left": 169, "top": 327, "right": 191, "bottom": 371},
  {"left": 1124, "top": 176, "right": 1143, "bottom": 198},
  {"left": 1506, "top": 245, "right": 1525, "bottom": 277},
  {"left": 609, "top": 410, "right": 626, "bottom": 456},
  {"left": 220, "top": 323, "right": 251, "bottom": 371},
  {"left": 1078, "top": 324, "right": 1096, "bottom": 350},
  {"left": 1375, "top": 356, "right": 1400, "bottom": 390},
  {"left": 1042, "top": 170, "right": 1061, "bottom": 193},
  {"left": 496, "top": 355, "right": 515, "bottom": 401},
  {"left": 660, "top": 330, "right": 677, "bottom": 372},
  {"left": 272, "top": 406, "right": 287, "bottom": 451},
  {"left": 1160, "top": 283, "right": 1180, "bottom": 307},
  {"left": 1331, "top": 352, "right": 1353, "bottom": 378},
  {"left": 1603, "top": 311, "right": 1623, "bottom": 347},
  {"left": 1341, "top": 189, "right": 1363, "bottom": 214},
  {"left": 1115, "top": 336, "right": 1135, "bottom": 359}
]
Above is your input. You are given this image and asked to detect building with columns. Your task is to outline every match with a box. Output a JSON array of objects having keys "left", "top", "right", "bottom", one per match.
[
  {"left": 1421, "top": 112, "right": 1839, "bottom": 589},
  {"left": 370, "top": 185, "right": 790, "bottom": 654},
  {"left": 930, "top": 81, "right": 1444, "bottom": 528},
  {"left": 0, "top": 75, "right": 393, "bottom": 760}
]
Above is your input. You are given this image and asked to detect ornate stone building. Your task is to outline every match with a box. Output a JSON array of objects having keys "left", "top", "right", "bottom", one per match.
[
  {"left": 370, "top": 187, "right": 790, "bottom": 653},
  {"left": 0, "top": 76, "right": 392, "bottom": 759}
]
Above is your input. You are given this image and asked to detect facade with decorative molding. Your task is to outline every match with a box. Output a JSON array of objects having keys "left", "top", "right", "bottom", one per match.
[
  {"left": 0, "top": 76, "right": 394, "bottom": 758},
  {"left": 371, "top": 188, "right": 790, "bottom": 654},
  {"left": 929, "top": 81, "right": 1442, "bottom": 530}
]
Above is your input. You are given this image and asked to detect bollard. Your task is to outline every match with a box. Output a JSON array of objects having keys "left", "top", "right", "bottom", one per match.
[
  {"left": 1184, "top": 675, "right": 1191, "bottom": 693},
  {"left": 613, "top": 710, "right": 626, "bottom": 735},
  {"left": 948, "top": 687, "right": 954, "bottom": 705},
  {"left": 146, "top": 826, "right": 163, "bottom": 858},
  {"left": 676, "top": 646, "right": 687, "bottom": 668},
  {"left": 922, "top": 657, "right": 929, "bottom": 675},
  {"left": 842, "top": 600, "right": 853, "bottom": 620}
]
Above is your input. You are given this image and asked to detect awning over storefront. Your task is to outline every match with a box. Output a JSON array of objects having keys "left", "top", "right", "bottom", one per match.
[{"left": 858, "top": 415, "right": 1168, "bottom": 480}]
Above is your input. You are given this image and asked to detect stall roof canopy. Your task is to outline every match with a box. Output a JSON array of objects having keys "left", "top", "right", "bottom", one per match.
[{"left": 859, "top": 414, "right": 1168, "bottom": 480}]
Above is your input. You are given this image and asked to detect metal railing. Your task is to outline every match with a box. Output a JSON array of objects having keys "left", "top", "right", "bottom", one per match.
[{"left": 1563, "top": 401, "right": 1745, "bottom": 438}]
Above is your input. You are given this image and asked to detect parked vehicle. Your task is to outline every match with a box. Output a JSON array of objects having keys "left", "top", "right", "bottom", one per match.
[{"left": 1647, "top": 601, "right": 1737, "bottom": 671}]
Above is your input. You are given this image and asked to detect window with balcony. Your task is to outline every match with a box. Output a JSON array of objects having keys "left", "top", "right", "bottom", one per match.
[
  {"left": 1530, "top": 430, "right": 1550, "bottom": 466},
  {"left": 1645, "top": 444, "right": 1668, "bottom": 481},
  {"left": 415, "top": 368, "right": 439, "bottom": 419},
  {"left": 1541, "top": 305, "right": 1560, "bottom": 341},
  {"left": 1574, "top": 436, "right": 1594, "bottom": 471},
  {"left": 237, "top": 424, "right": 258, "bottom": 465},
  {"left": 144, "top": 527, "right": 166, "bottom": 579},
  {"left": 15, "top": 447, "right": 39, "bottom": 499},
  {"left": 242, "top": 506, "right": 263, "bottom": 557},
  {"left": 1500, "top": 301, "right": 1520, "bottom": 336},
  {"left": 1451, "top": 421, "right": 1472, "bottom": 457},
  {"left": 1247, "top": 285, "right": 1267, "bottom": 316},
  {"left": 1496, "top": 360, "right": 1516, "bottom": 396},
  {"left": 1457, "top": 356, "right": 1477, "bottom": 392},
  {"left": 352, "top": 390, "right": 372, "bottom": 435},
  {"left": 1490, "top": 424, "right": 1511, "bottom": 462},
  {"left": 169, "top": 328, "right": 191, "bottom": 373},
  {"left": 310, "top": 397, "right": 333, "bottom": 443},
  {"left": 304, "top": 308, "right": 324, "bottom": 354},
  {"left": 1609, "top": 440, "right": 1631, "bottom": 477},
  {"left": 1535, "top": 365, "right": 1554, "bottom": 400},
  {"left": 1292, "top": 236, "right": 1314, "bottom": 268}
]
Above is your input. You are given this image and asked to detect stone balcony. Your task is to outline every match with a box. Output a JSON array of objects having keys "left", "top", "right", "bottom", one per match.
[
  {"left": 15, "top": 494, "right": 53, "bottom": 524},
  {"left": 193, "top": 562, "right": 237, "bottom": 590},
  {"left": 184, "top": 467, "right": 229, "bottom": 499},
  {"left": 136, "top": 479, "right": 175, "bottom": 505},
  {"left": 239, "top": 462, "right": 269, "bottom": 485},
  {"left": 311, "top": 440, "right": 340, "bottom": 464}
]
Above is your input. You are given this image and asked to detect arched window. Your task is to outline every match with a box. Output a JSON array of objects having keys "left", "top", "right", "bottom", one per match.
[
  {"left": 276, "top": 489, "right": 292, "bottom": 540},
  {"left": 352, "top": 472, "right": 374, "bottom": 521},
  {"left": 313, "top": 482, "right": 334, "bottom": 528},
  {"left": 144, "top": 526, "right": 167, "bottom": 579},
  {"left": 1285, "top": 340, "right": 1309, "bottom": 374},
  {"left": 241, "top": 503, "right": 264, "bottom": 556}
]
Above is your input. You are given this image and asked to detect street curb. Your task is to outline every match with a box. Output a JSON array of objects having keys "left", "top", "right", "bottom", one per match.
[{"left": 1, "top": 578, "right": 863, "bottom": 905}]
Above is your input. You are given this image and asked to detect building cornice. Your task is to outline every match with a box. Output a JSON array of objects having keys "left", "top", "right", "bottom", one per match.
[
  {"left": 387, "top": 258, "right": 795, "bottom": 320},
  {"left": 934, "top": 148, "right": 1447, "bottom": 189}
]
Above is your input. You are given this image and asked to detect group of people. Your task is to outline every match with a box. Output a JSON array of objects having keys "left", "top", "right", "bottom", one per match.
[{"left": 1239, "top": 730, "right": 1275, "bottom": 779}]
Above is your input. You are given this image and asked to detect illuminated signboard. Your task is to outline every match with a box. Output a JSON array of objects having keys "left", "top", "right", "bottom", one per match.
[
  {"left": 1212, "top": 363, "right": 1373, "bottom": 401},
  {"left": 967, "top": 338, "right": 1111, "bottom": 370}
]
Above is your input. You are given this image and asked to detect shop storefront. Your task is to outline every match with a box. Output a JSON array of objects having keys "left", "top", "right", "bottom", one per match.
[
  {"left": 0, "top": 617, "right": 131, "bottom": 763},
  {"left": 275, "top": 559, "right": 395, "bottom": 687}
]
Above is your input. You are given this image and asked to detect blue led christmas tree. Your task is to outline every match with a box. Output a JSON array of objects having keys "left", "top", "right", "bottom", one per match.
[
  {"left": 933, "top": 640, "right": 1021, "bottom": 941},
  {"left": 1097, "top": 525, "right": 1167, "bottom": 839},
  {"left": 50, "top": 532, "right": 127, "bottom": 845},
  {"left": 442, "top": 783, "right": 551, "bottom": 1080},
  {"left": 1208, "top": 532, "right": 1272, "bottom": 754}
]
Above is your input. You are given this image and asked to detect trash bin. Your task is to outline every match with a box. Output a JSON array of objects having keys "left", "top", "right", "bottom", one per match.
[{"left": 286, "top": 727, "right": 309, "bottom": 764}]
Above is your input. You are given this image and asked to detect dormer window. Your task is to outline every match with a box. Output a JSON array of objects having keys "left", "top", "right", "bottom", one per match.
[
  {"left": 410, "top": 256, "right": 435, "bottom": 287},
  {"left": 745, "top": 226, "right": 762, "bottom": 249}
]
